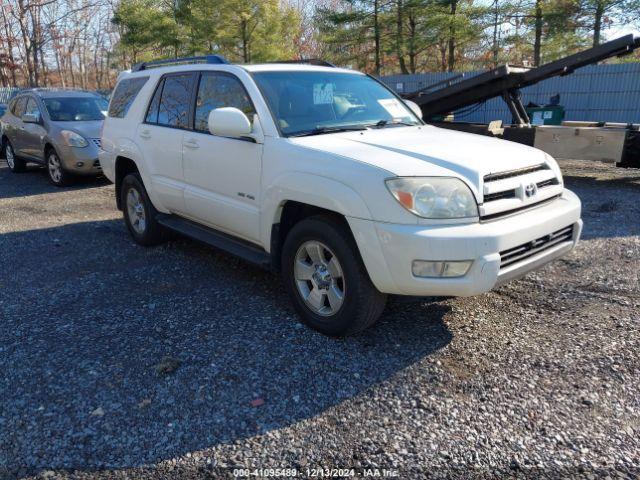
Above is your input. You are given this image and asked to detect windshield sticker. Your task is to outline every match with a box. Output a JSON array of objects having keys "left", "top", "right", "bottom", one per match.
[
  {"left": 378, "top": 98, "right": 407, "bottom": 118},
  {"left": 313, "top": 83, "right": 334, "bottom": 105}
]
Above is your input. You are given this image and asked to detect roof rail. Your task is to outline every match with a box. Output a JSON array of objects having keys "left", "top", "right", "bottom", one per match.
[
  {"left": 270, "top": 59, "right": 336, "bottom": 68},
  {"left": 132, "top": 55, "right": 229, "bottom": 72},
  {"left": 21, "top": 87, "right": 101, "bottom": 95}
]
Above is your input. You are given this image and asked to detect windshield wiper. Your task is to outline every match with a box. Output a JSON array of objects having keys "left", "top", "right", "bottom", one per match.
[
  {"left": 370, "top": 119, "right": 417, "bottom": 128},
  {"left": 289, "top": 125, "right": 368, "bottom": 137}
]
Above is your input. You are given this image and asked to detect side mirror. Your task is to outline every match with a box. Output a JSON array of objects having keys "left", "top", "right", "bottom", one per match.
[
  {"left": 208, "top": 107, "right": 252, "bottom": 138},
  {"left": 22, "top": 113, "right": 40, "bottom": 124},
  {"left": 404, "top": 100, "right": 423, "bottom": 120}
]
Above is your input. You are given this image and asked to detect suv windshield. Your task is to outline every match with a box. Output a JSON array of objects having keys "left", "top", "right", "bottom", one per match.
[
  {"left": 252, "top": 71, "right": 421, "bottom": 137},
  {"left": 43, "top": 97, "right": 106, "bottom": 122}
]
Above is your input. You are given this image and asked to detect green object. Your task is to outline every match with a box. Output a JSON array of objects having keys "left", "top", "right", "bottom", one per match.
[{"left": 526, "top": 105, "right": 565, "bottom": 125}]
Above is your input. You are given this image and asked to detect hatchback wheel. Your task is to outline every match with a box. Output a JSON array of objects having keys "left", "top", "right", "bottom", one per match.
[
  {"left": 282, "top": 215, "right": 387, "bottom": 336},
  {"left": 4, "top": 140, "right": 26, "bottom": 172},
  {"left": 47, "top": 150, "right": 72, "bottom": 186}
]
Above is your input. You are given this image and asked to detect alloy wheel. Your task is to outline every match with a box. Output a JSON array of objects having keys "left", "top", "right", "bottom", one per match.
[
  {"left": 126, "top": 187, "right": 147, "bottom": 235},
  {"left": 48, "top": 153, "right": 62, "bottom": 183},
  {"left": 294, "top": 240, "right": 345, "bottom": 316},
  {"left": 5, "top": 144, "right": 15, "bottom": 169}
]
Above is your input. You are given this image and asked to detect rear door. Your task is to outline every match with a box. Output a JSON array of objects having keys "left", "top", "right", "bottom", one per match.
[
  {"left": 137, "top": 72, "right": 197, "bottom": 214},
  {"left": 5, "top": 96, "right": 27, "bottom": 155}
]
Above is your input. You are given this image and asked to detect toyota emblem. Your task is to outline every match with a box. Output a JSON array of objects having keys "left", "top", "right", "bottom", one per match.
[{"left": 524, "top": 183, "right": 538, "bottom": 198}]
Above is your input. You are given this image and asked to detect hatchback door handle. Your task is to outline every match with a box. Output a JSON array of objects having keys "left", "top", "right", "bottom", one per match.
[
  {"left": 139, "top": 129, "right": 151, "bottom": 139},
  {"left": 183, "top": 139, "right": 199, "bottom": 149}
]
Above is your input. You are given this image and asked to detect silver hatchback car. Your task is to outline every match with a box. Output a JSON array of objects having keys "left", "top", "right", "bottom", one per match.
[{"left": 1, "top": 90, "right": 107, "bottom": 186}]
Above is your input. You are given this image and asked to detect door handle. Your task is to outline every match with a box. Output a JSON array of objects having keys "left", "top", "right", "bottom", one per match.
[
  {"left": 139, "top": 129, "right": 151, "bottom": 139},
  {"left": 183, "top": 139, "right": 199, "bottom": 149}
]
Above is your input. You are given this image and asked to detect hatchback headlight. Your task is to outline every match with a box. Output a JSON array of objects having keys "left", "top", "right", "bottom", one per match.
[
  {"left": 386, "top": 177, "right": 478, "bottom": 219},
  {"left": 61, "top": 130, "right": 88, "bottom": 148}
]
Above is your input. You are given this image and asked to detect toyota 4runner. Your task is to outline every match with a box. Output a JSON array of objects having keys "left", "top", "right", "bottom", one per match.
[{"left": 99, "top": 56, "right": 583, "bottom": 336}]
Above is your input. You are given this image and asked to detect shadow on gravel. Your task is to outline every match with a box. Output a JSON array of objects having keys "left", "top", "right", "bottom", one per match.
[
  {"left": 0, "top": 162, "right": 110, "bottom": 199},
  {"left": 0, "top": 219, "right": 453, "bottom": 477},
  {"left": 563, "top": 174, "right": 640, "bottom": 240}
]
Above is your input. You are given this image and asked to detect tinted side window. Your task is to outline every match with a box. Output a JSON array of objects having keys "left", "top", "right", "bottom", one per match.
[
  {"left": 24, "top": 98, "right": 41, "bottom": 117},
  {"left": 157, "top": 74, "right": 194, "bottom": 129},
  {"left": 195, "top": 73, "right": 255, "bottom": 132},
  {"left": 108, "top": 76, "right": 149, "bottom": 118},
  {"left": 145, "top": 78, "right": 164, "bottom": 124},
  {"left": 12, "top": 97, "right": 26, "bottom": 117}
]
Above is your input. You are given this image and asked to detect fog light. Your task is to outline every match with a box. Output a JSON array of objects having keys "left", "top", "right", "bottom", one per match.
[
  {"left": 76, "top": 162, "right": 84, "bottom": 167},
  {"left": 412, "top": 260, "right": 472, "bottom": 278}
]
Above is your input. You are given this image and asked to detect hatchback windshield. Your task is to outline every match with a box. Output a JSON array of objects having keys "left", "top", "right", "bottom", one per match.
[
  {"left": 44, "top": 97, "right": 106, "bottom": 122},
  {"left": 252, "top": 71, "right": 421, "bottom": 137}
]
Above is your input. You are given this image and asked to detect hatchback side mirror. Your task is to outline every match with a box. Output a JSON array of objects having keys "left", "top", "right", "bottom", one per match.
[
  {"left": 22, "top": 113, "right": 40, "bottom": 124},
  {"left": 208, "top": 107, "right": 252, "bottom": 138},
  {"left": 404, "top": 100, "right": 423, "bottom": 120}
]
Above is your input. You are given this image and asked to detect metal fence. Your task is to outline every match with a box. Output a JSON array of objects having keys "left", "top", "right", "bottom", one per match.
[
  {"left": 382, "top": 62, "right": 640, "bottom": 124},
  {"left": 0, "top": 87, "right": 23, "bottom": 104}
]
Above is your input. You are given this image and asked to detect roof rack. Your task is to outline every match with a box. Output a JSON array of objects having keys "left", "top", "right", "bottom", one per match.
[
  {"left": 132, "top": 55, "right": 229, "bottom": 72},
  {"left": 270, "top": 59, "right": 336, "bottom": 68}
]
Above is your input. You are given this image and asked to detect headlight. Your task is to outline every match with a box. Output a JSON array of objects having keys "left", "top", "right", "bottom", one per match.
[
  {"left": 386, "top": 177, "right": 478, "bottom": 219},
  {"left": 61, "top": 130, "right": 88, "bottom": 148}
]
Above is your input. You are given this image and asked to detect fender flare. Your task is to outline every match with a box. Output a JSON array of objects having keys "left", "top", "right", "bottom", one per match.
[
  {"left": 113, "top": 139, "right": 168, "bottom": 213},
  {"left": 260, "top": 172, "right": 372, "bottom": 250}
]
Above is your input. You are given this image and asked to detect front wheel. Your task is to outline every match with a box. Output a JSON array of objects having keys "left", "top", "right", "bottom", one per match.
[
  {"left": 282, "top": 216, "right": 387, "bottom": 336},
  {"left": 47, "top": 150, "right": 73, "bottom": 186},
  {"left": 4, "top": 140, "right": 26, "bottom": 172}
]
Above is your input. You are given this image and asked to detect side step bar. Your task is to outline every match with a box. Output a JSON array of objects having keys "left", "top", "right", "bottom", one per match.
[{"left": 156, "top": 214, "right": 271, "bottom": 269}]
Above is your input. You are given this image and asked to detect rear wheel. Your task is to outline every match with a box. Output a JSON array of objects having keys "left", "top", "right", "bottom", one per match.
[
  {"left": 282, "top": 216, "right": 387, "bottom": 336},
  {"left": 121, "top": 173, "right": 166, "bottom": 246},
  {"left": 46, "top": 150, "right": 72, "bottom": 186},
  {"left": 4, "top": 140, "right": 26, "bottom": 172}
]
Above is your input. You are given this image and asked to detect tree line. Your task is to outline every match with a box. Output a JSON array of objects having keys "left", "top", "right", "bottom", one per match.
[{"left": 0, "top": 0, "right": 638, "bottom": 89}]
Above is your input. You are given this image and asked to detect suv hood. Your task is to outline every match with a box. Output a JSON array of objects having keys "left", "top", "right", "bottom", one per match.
[
  {"left": 290, "top": 125, "right": 549, "bottom": 193},
  {"left": 53, "top": 120, "right": 102, "bottom": 140}
]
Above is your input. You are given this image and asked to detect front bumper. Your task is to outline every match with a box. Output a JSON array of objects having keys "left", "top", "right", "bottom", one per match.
[
  {"left": 57, "top": 143, "right": 102, "bottom": 175},
  {"left": 349, "top": 189, "right": 582, "bottom": 296}
]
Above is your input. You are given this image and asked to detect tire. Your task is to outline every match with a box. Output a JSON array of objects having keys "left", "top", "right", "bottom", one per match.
[
  {"left": 121, "top": 172, "right": 166, "bottom": 246},
  {"left": 281, "top": 215, "right": 387, "bottom": 336},
  {"left": 4, "top": 140, "right": 26, "bottom": 173},
  {"left": 46, "top": 149, "right": 73, "bottom": 186}
]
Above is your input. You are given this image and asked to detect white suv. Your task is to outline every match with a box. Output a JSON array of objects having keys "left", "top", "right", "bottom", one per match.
[{"left": 100, "top": 56, "right": 583, "bottom": 336}]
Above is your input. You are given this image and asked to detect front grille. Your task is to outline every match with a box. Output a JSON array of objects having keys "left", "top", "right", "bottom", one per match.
[
  {"left": 91, "top": 138, "right": 101, "bottom": 148},
  {"left": 484, "top": 190, "right": 517, "bottom": 202},
  {"left": 500, "top": 225, "right": 574, "bottom": 269},
  {"left": 481, "top": 196, "right": 561, "bottom": 222},
  {"left": 536, "top": 178, "right": 556, "bottom": 189},
  {"left": 481, "top": 163, "right": 562, "bottom": 220},
  {"left": 483, "top": 177, "right": 560, "bottom": 203},
  {"left": 483, "top": 164, "right": 548, "bottom": 182},
  {"left": 93, "top": 159, "right": 102, "bottom": 169}
]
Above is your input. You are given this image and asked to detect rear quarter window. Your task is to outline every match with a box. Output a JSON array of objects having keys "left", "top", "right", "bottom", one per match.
[{"left": 108, "top": 76, "right": 149, "bottom": 118}]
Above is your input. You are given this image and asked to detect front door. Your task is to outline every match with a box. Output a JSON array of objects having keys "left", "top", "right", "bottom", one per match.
[
  {"left": 138, "top": 72, "right": 197, "bottom": 214},
  {"left": 21, "top": 97, "right": 46, "bottom": 160},
  {"left": 182, "top": 72, "right": 262, "bottom": 243}
]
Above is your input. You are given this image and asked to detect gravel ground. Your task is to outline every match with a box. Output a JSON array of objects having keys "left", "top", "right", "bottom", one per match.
[{"left": 0, "top": 160, "right": 638, "bottom": 479}]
